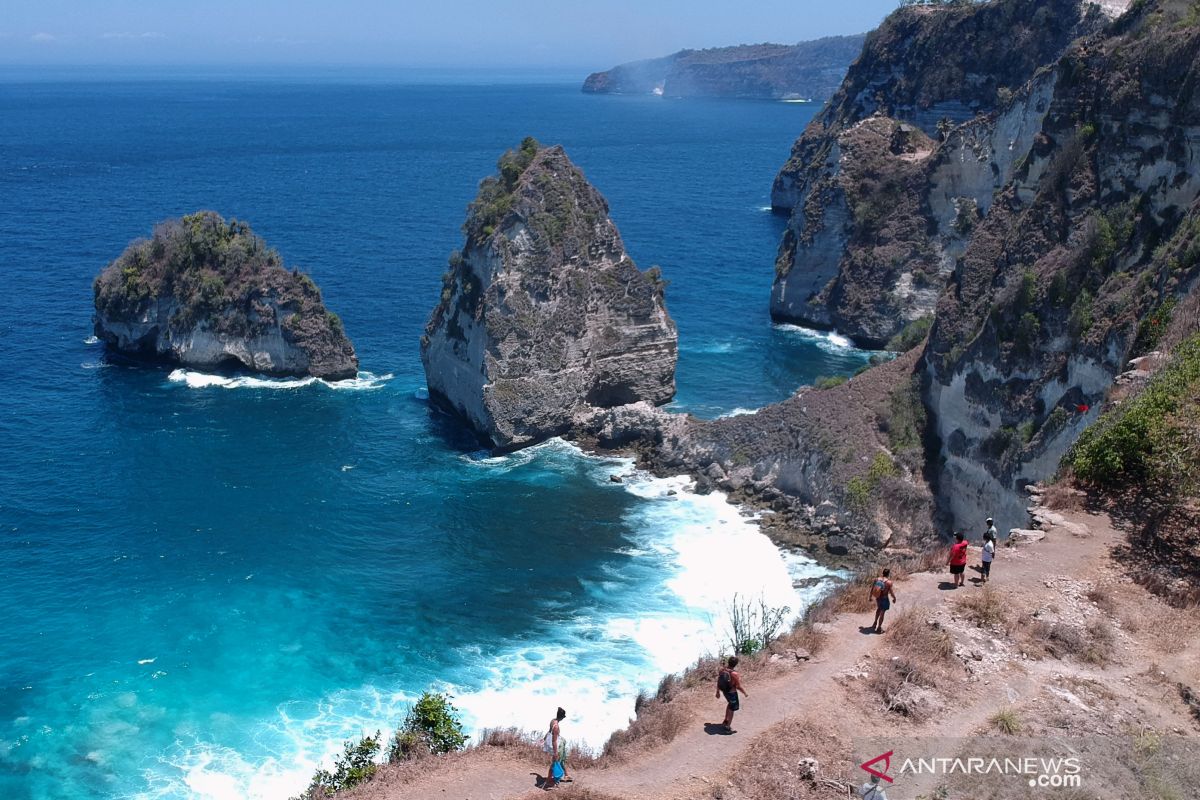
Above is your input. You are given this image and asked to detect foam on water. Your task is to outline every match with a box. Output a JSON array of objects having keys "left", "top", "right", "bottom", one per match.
[
  {"left": 84, "top": 335, "right": 101, "bottom": 345},
  {"left": 772, "top": 323, "right": 865, "bottom": 354},
  {"left": 718, "top": 407, "right": 760, "bottom": 418},
  {"left": 152, "top": 441, "right": 842, "bottom": 798},
  {"left": 166, "top": 369, "right": 393, "bottom": 391}
]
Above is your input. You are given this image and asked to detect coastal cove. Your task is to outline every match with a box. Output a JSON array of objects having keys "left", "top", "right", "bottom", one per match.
[{"left": 0, "top": 76, "right": 872, "bottom": 800}]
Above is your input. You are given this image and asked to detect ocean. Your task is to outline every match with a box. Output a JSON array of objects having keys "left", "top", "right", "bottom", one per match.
[{"left": 0, "top": 72, "right": 872, "bottom": 800}]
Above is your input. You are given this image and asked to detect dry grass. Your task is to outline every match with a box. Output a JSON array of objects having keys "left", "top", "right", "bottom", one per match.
[
  {"left": 600, "top": 697, "right": 690, "bottom": 763},
  {"left": 990, "top": 707, "right": 1022, "bottom": 734},
  {"left": 805, "top": 547, "right": 946, "bottom": 623},
  {"left": 717, "top": 717, "right": 852, "bottom": 799},
  {"left": 956, "top": 585, "right": 1004, "bottom": 628},
  {"left": 1024, "top": 618, "right": 1116, "bottom": 665},
  {"left": 1042, "top": 478, "right": 1086, "bottom": 511},
  {"left": 867, "top": 610, "right": 957, "bottom": 721}
]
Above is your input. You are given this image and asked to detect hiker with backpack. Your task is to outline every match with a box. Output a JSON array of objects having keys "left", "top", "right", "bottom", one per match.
[
  {"left": 716, "top": 656, "right": 748, "bottom": 733},
  {"left": 869, "top": 568, "right": 897, "bottom": 633},
  {"left": 542, "top": 707, "right": 570, "bottom": 788}
]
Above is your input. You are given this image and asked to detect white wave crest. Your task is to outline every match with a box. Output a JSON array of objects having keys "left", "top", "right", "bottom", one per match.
[
  {"left": 84, "top": 335, "right": 101, "bottom": 345},
  {"left": 155, "top": 443, "right": 839, "bottom": 800},
  {"left": 718, "top": 407, "right": 759, "bottom": 418},
  {"left": 167, "top": 369, "right": 393, "bottom": 391},
  {"left": 772, "top": 323, "right": 863, "bottom": 352}
]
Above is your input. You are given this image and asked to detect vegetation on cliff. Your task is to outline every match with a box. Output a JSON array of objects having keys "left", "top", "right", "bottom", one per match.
[
  {"left": 422, "top": 139, "right": 677, "bottom": 449},
  {"left": 93, "top": 211, "right": 357, "bottom": 377}
]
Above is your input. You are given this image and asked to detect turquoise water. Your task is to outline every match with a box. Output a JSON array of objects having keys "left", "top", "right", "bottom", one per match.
[{"left": 0, "top": 74, "right": 871, "bottom": 799}]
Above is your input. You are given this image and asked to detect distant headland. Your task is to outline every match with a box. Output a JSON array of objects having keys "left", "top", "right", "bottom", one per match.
[{"left": 582, "top": 35, "right": 866, "bottom": 101}]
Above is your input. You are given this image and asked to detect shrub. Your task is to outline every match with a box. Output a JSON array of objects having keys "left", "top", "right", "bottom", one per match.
[
  {"left": 388, "top": 692, "right": 469, "bottom": 761},
  {"left": 726, "top": 594, "right": 791, "bottom": 655},
  {"left": 886, "top": 315, "right": 934, "bottom": 352},
  {"left": 1066, "top": 335, "right": 1200, "bottom": 493},
  {"left": 990, "top": 708, "right": 1022, "bottom": 734},
  {"left": 295, "top": 732, "right": 381, "bottom": 799},
  {"left": 813, "top": 374, "right": 849, "bottom": 389}
]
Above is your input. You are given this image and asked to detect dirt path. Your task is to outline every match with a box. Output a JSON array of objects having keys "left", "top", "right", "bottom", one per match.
[{"left": 349, "top": 506, "right": 1200, "bottom": 800}]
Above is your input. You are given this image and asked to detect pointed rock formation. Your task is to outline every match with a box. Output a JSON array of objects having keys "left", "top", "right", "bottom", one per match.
[
  {"left": 421, "top": 138, "right": 678, "bottom": 450},
  {"left": 93, "top": 211, "right": 358, "bottom": 380}
]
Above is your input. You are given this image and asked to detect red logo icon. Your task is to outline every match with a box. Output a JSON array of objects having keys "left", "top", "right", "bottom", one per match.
[{"left": 860, "top": 750, "right": 894, "bottom": 783}]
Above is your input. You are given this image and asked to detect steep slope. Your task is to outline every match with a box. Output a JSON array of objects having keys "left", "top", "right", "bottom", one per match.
[
  {"left": 925, "top": 0, "right": 1200, "bottom": 529},
  {"left": 768, "top": 0, "right": 1107, "bottom": 346},
  {"left": 420, "top": 138, "right": 678, "bottom": 451},
  {"left": 582, "top": 36, "right": 865, "bottom": 100},
  {"left": 93, "top": 211, "right": 358, "bottom": 380}
]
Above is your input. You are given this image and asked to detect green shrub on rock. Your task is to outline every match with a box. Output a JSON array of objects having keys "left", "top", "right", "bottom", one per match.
[
  {"left": 388, "top": 692, "right": 469, "bottom": 761},
  {"left": 1066, "top": 335, "right": 1200, "bottom": 494}
]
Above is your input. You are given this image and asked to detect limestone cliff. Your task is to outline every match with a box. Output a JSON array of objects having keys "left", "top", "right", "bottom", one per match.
[
  {"left": 924, "top": 0, "right": 1200, "bottom": 529},
  {"left": 420, "top": 138, "right": 678, "bottom": 450},
  {"left": 582, "top": 37, "right": 865, "bottom": 101},
  {"left": 768, "top": 0, "right": 1107, "bottom": 347},
  {"left": 93, "top": 211, "right": 358, "bottom": 380}
]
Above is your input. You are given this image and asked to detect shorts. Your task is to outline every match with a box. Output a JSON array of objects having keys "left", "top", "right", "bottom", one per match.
[
  {"left": 723, "top": 691, "right": 740, "bottom": 712},
  {"left": 876, "top": 596, "right": 891, "bottom": 612},
  {"left": 982, "top": 560, "right": 992, "bottom": 577},
  {"left": 950, "top": 564, "right": 965, "bottom": 575}
]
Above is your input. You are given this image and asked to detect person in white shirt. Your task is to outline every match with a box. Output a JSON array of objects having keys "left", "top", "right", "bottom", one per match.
[
  {"left": 981, "top": 517, "right": 997, "bottom": 583},
  {"left": 858, "top": 775, "right": 889, "bottom": 799}
]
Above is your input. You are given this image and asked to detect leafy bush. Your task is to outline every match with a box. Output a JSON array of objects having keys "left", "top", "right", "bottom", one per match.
[
  {"left": 465, "top": 137, "right": 541, "bottom": 239},
  {"left": 813, "top": 374, "right": 848, "bottom": 389},
  {"left": 295, "top": 733, "right": 381, "bottom": 799},
  {"left": 845, "top": 452, "right": 901, "bottom": 510},
  {"left": 388, "top": 692, "right": 469, "bottom": 761},
  {"left": 1065, "top": 335, "right": 1200, "bottom": 494},
  {"left": 885, "top": 315, "right": 933, "bottom": 352}
]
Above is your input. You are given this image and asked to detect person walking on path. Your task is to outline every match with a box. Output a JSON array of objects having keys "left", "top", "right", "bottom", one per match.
[
  {"left": 858, "top": 775, "right": 889, "bottom": 799},
  {"left": 981, "top": 530, "right": 996, "bottom": 584},
  {"left": 948, "top": 531, "right": 969, "bottom": 588},
  {"left": 986, "top": 516, "right": 999, "bottom": 542},
  {"left": 542, "top": 707, "right": 570, "bottom": 788},
  {"left": 716, "top": 656, "right": 748, "bottom": 733},
  {"left": 869, "top": 568, "right": 897, "bottom": 633}
]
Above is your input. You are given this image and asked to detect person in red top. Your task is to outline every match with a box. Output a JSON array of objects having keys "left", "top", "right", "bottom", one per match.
[{"left": 948, "top": 531, "right": 969, "bottom": 587}]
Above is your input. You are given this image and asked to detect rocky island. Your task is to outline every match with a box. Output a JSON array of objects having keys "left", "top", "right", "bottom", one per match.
[
  {"left": 420, "top": 138, "right": 678, "bottom": 451},
  {"left": 582, "top": 36, "right": 865, "bottom": 101},
  {"left": 93, "top": 211, "right": 358, "bottom": 380}
]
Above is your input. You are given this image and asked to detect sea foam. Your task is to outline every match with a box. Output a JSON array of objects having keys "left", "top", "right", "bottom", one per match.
[
  {"left": 159, "top": 439, "right": 842, "bottom": 798},
  {"left": 166, "top": 369, "right": 393, "bottom": 391}
]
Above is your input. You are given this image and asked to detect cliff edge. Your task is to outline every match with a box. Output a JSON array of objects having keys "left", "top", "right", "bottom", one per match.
[
  {"left": 768, "top": 0, "right": 1106, "bottom": 347},
  {"left": 420, "top": 138, "right": 678, "bottom": 450},
  {"left": 93, "top": 211, "right": 358, "bottom": 380}
]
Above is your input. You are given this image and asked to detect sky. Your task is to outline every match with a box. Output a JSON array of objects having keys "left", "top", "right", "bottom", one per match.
[{"left": 0, "top": 0, "right": 898, "bottom": 70}]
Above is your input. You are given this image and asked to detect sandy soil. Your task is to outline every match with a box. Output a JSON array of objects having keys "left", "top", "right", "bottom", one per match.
[{"left": 344, "top": 504, "right": 1200, "bottom": 800}]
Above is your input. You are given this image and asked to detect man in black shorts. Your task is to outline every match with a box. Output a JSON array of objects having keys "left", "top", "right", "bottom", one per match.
[{"left": 716, "top": 656, "right": 748, "bottom": 733}]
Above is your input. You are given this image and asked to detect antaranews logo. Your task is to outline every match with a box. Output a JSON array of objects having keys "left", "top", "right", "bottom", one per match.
[{"left": 860, "top": 749, "right": 1082, "bottom": 789}]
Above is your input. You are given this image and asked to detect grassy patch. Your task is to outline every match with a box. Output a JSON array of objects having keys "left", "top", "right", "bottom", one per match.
[
  {"left": 1066, "top": 334, "right": 1200, "bottom": 495},
  {"left": 990, "top": 707, "right": 1022, "bottom": 734}
]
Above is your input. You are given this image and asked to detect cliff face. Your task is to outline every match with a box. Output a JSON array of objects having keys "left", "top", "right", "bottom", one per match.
[
  {"left": 769, "top": 0, "right": 1106, "bottom": 347},
  {"left": 421, "top": 138, "right": 678, "bottom": 451},
  {"left": 93, "top": 212, "right": 358, "bottom": 380},
  {"left": 580, "top": 348, "right": 937, "bottom": 560},
  {"left": 582, "top": 36, "right": 865, "bottom": 101},
  {"left": 924, "top": 0, "right": 1200, "bottom": 528}
]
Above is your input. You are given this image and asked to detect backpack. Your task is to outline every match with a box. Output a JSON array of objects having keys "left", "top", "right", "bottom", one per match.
[
  {"left": 717, "top": 668, "right": 732, "bottom": 693},
  {"left": 871, "top": 578, "right": 888, "bottom": 599}
]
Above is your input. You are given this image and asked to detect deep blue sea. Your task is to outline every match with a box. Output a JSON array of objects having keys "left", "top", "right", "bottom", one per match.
[{"left": 0, "top": 71, "right": 872, "bottom": 800}]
